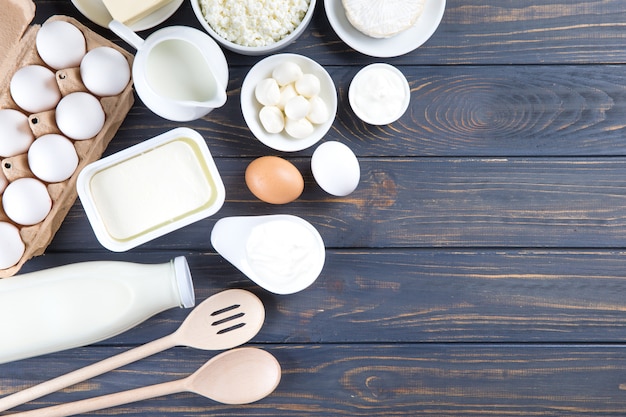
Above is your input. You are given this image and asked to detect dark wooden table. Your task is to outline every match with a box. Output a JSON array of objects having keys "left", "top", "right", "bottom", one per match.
[{"left": 3, "top": 0, "right": 626, "bottom": 415}]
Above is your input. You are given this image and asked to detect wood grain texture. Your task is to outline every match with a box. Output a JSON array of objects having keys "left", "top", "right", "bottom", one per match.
[
  {"left": 10, "top": 250, "right": 626, "bottom": 344},
  {"left": 94, "top": 65, "right": 626, "bottom": 158},
  {"left": 3, "top": 346, "right": 626, "bottom": 416},
  {"left": 3, "top": 0, "right": 626, "bottom": 416},
  {"left": 39, "top": 157, "right": 626, "bottom": 249},
  {"left": 33, "top": 1, "right": 626, "bottom": 65}
]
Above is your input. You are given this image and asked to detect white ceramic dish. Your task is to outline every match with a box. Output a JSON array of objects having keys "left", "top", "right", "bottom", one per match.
[
  {"left": 211, "top": 215, "right": 325, "bottom": 294},
  {"left": 77, "top": 127, "right": 225, "bottom": 252},
  {"left": 241, "top": 53, "right": 337, "bottom": 152},
  {"left": 324, "top": 0, "right": 446, "bottom": 58},
  {"left": 190, "top": 0, "right": 316, "bottom": 55},
  {"left": 71, "top": 0, "right": 183, "bottom": 31},
  {"left": 348, "top": 63, "right": 411, "bottom": 125}
]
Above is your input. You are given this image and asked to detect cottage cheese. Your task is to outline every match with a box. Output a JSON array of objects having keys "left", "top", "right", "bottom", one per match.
[{"left": 199, "top": 0, "right": 310, "bottom": 47}]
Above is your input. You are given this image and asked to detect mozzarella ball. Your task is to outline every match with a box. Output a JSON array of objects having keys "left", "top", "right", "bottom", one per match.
[
  {"left": 255, "top": 78, "right": 281, "bottom": 106},
  {"left": 285, "top": 117, "right": 314, "bottom": 139},
  {"left": 295, "top": 73, "right": 321, "bottom": 98},
  {"left": 307, "top": 96, "right": 330, "bottom": 124},
  {"left": 278, "top": 83, "right": 298, "bottom": 110},
  {"left": 284, "top": 95, "right": 310, "bottom": 121},
  {"left": 272, "top": 61, "right": 303, "bottom": 86},
  {"left": 259, "top": 106, "right": 285, "bottom": 134}
]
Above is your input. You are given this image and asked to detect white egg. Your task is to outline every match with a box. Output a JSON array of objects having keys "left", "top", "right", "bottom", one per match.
[
  {"left": 307, "top": 96, "right": 329, "bottom": 125},
  {"left": 28, "top": 134, "right": 79, "bottom": 183},
  {"left": 10, "top": 65, "right": 61, "bottom": 113},
  {"left": 259, "top": 106, "right": 285, "bottom": 133},
  {"left": 80, "top": 47, "right": 131, "bottom": 96},
  {"left": 0, "top": 168, "right": 8, "bottom": 194},
  {"left": 285, "top": 117, "right": 314, "bottom": 139},
  {"left": 278, "top": 83, "right": 297, "bottom": 110},
  {"left": 36, "top": 20, "right": 86, "bottom": 70},
  {"left": 311, "top": 141, "right": 360, "bottom": 196},
  {"left": 56, "top": 92, "right": 105, "bottom": 140},
  {"left": 2, "top": 177, "right": 52, "bottom": 226},
  {"left": 284, "top": 95, "right": 310, "bottom": 121},
  {"left": 0, "top": 109, "right": 35, "bottom": 157},
  {"left": 254, "top": 78, "right": 280, "bottom": 106},
  {"left": 295, "top": 73, "right": 321, "bottom": 98},
  {"left": 272, "top": 61, "right": 303, "bottom": 86},
  {"left": 0, "top": 221, "right": 25, "bottom": 269}
]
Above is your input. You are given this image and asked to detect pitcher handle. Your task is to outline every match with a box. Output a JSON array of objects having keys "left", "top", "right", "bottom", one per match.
[{"left": 108, "top": 20, "right": 145, "bottom": 50}]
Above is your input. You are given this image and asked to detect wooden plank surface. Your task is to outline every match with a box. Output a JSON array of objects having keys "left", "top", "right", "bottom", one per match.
[
  {"left": 99, "top": 66, "right": 626, "bottom": 158},
  {"left": 46, "top": 157, "right": 626, "bottom": 249},
  {"left": 3, "top": 0, "right": 626, "bottom": 416},
  {"left": 4, "top": 346, "right": 626, "bottom": 416},
  {"left": 13, "top": 250, "right": 626, "bottom": 344}
]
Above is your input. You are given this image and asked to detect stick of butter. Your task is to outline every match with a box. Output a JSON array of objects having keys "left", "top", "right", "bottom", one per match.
[{"left": 102, "top": 0, "right": 173, "bottom": 26}]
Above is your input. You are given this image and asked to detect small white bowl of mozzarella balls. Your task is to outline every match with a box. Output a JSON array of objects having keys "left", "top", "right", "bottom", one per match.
[{"left": 241, "top": 53, "right": 337, "bottom": 152}]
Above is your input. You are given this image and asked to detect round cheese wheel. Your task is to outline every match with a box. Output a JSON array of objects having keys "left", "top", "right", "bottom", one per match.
[{"left": 341, "top": 0, "right": 425, "bottom": 38}]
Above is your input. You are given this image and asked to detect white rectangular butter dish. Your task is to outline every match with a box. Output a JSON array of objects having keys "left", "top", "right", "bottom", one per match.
[{"left": 77, "top": 127, "right": 225, "bottom": 252}]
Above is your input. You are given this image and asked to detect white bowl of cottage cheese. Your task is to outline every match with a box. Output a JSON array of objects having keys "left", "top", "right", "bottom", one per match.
[{"left": 191, "top": 0, "right": 316, "bottom": 55}]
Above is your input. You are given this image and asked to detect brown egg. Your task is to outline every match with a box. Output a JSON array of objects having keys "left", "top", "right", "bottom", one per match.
[{"left": 245, "top": 156, "right": 304, "bottom": 204}]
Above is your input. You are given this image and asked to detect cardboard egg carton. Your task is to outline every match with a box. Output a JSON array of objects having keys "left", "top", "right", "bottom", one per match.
[{"left": 0, "top": 1, "right": 134, "bottom": 277}]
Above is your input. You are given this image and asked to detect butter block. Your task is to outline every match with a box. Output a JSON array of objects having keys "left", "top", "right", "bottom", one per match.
[{"left": 102, "top": 0, "right": 173, "bottom": 26}]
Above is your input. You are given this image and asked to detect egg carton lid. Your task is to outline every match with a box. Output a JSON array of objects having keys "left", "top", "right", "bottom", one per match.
[{"left": 0, "top": 0, "right": 35, "bottom": 71}]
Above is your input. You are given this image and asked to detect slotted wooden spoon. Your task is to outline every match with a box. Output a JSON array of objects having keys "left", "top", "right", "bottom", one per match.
[
  {"left": 8, "top": 347, "right": 281, "bottom": 417},
  {"left": 0, "top": 289, "right": 265, "bottom": 411}
]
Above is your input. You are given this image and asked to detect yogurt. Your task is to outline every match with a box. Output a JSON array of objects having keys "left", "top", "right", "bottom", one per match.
[
  {"left": 210, "top": 215, "right": 325, "bottom": 294},
  {"left": 246, "top": 219, "right": 323, "bottom": 286},
  {"left": 348, "top": 63, "right": 410, "bottom": 125}
]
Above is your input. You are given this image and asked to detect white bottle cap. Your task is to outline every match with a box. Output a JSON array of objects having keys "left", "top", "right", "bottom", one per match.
[{"left": 173, "top": 256, "right": 195, "bottom": 308}]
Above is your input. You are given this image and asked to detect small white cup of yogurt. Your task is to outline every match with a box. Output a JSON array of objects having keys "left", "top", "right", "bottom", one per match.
[
  {"left": 210, "top": 214, "right": 325, "bottom": 294},
  {"left": 348, "top": 63, "right": 411, "bottom": 125}
]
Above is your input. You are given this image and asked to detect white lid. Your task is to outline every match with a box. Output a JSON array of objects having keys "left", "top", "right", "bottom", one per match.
[{"left": 173, "top": 256, "right": 195, "bottom": 308}]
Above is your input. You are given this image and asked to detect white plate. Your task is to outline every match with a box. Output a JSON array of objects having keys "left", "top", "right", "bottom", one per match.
[
  {"left": 324, "top": 0, "right": 446, "bottom": 58},
  {"left": 70, "top": 0, "right": 183, "bottom": 31},
  {"left": 241, "top": 54, "right": 337, "bottom": 152}
]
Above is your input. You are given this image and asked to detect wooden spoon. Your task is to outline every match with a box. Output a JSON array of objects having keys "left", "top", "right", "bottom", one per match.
[
  {"left": 9, "top": 347, "right": 281, "bottom": 417},
  {"left": 0, "top": 289, "right": 265, "bottom": 412}
]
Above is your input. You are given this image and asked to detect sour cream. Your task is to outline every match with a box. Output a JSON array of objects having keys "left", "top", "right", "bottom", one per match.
[
  {"left": 348, "top": 63, "right": 410, "bottom": 125},
  {"left": 245, "top": 219, "right": 324, "bottom": 291}
]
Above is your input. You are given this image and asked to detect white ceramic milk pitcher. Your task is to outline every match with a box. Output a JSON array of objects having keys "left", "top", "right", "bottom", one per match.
[{"left": 109, "top": 20, "right": 228, "bottom": 122}]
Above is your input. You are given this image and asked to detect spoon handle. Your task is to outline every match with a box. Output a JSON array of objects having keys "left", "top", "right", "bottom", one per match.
[
  {"left": 7, "top": 379, "right": 183, "bottom": 417},
  {"left": 0, "top": 333, "right": 176, "bottom": 412}
]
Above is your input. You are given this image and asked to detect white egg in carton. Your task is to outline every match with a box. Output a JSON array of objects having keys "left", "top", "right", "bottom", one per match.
[{"left": 0, "top": 10, "right": 134, "bottom": 277}]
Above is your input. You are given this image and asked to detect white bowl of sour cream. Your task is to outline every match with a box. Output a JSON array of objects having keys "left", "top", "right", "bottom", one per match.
[
  {"left": 348, "top": 63, "right": 411, "bottom": 125},
  {"left": 210, "top": 214, "right": 326, "bottom": 294}
]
